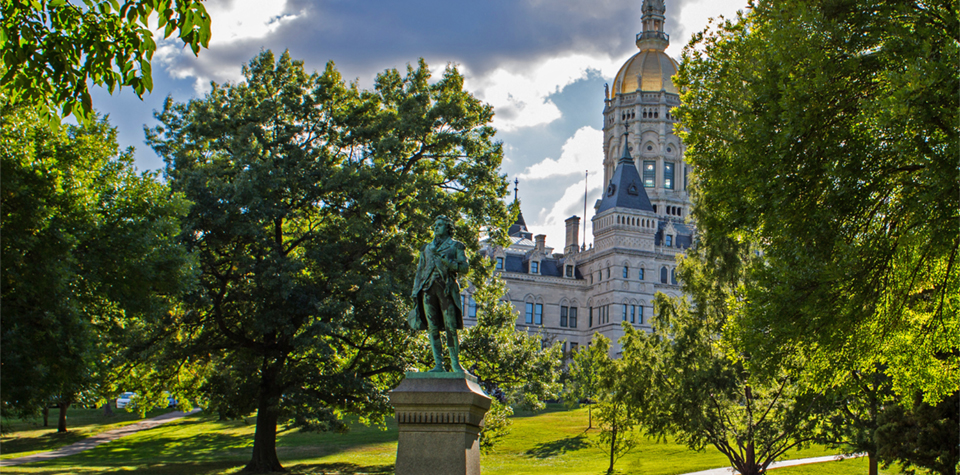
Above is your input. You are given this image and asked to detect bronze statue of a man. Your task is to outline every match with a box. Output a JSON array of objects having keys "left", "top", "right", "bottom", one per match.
[{"left": 408, "top": 216, "right": 469, "bottom": 373}]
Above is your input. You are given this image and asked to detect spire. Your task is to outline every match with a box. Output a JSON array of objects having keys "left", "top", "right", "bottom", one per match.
[
  {"left": 596, "top": 124, "right": 654, "bottom": 214},
  {"left": 508, "top": 177, "right": 533, "bottom": 240},
  {"left": 619, "top": 124, "right": 633, "bottom": 165},
  {"left": 637, "top": 0, "right": 669, "bottom": 51}
]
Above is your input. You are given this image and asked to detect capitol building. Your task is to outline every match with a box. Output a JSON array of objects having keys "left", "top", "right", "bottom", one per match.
[{"left": 467, "top": 0, "right": 694, "bottom": 356}]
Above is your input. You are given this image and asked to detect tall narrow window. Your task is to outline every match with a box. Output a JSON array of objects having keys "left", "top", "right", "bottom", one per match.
[
  {"left": 622, "top": 304, "right": 628, "bottom": 321},
  {"left": 570, "top": 342, "right": 579, "bottom": 353},
  {"left": 671, "top": 268, "right": 678, "bottom": 285},
  {"left": 606, "top": 268, "right": 610, "bottom": 279},
  {"left": 589, "top": 307, "right": 593, "bottom": 327},
  {"left": 569, "top": 307, "right": 578, "bottom": 328},
  {"left": 525, "top": 303, "right": 533, "bottom": 324},
  {"left": 638, "top": 268, "right": 645, "bottom": 280},
  {"left": 631, "top": 305, "right": 636, "bottom": 323},
  {"left": 469, "top": 296, "right": 477, "bottom": 318},
  {"left": 684, "top": 166, "right": 688, "bottom": 190},
  {"left": 565, "top": 265, "right": 573, "bottom": 277},
  {"left": 623, "top": 266, "right": 629, "bottom": 279},
  {"left": 660, "top": 266, "right": 668, "bottom": 283},
  {"left": 531, "top": 261, "right": 539, "bottom": 273},
  {"left": 496, "top": 257, "right": 503, "bottom": 270},
  {"left": 639, "top": 305, "right": 644, "bottom": 324},
  {"left": 535, "top": 303, "right": 543, "bottom": 325},
  {"left": 665, "top": 235, "right": 673, "bottom": 247},
  {"left": 664, "top": 162, "right": 674, "bottom": 189},
  {"left": 643, "top": 161, "right": 656, "bottom": 188},
  {"left": 560, "top": 306, "right": 568, "bottom": 327}
]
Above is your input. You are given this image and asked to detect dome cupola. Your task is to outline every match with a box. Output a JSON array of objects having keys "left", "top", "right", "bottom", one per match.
[{"left": 609, "top": 0, "right": 679, "bottom": 97}]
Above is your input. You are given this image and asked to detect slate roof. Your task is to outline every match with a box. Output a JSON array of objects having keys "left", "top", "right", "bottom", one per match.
[
  {"left": 508, "top": 210, "right": 533, "bottom": 240},
  {"left": 596, "top": 137, "right": 655, "bottom": 214}
]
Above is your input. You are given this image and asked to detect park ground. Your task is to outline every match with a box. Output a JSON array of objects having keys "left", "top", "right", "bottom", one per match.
[{"left": 1, "top": 405, "right": 904, "bottom": 474}]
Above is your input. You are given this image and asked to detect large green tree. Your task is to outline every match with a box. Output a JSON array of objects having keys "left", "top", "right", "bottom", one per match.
[
  {"left": 619, "top": 247, "right": 821, "bottom": 475},
  {"left": 674, "top": 0, "right": 959, "bottom": 404},
  {"left": 0, "top": 106, "right": 194, "bottom": 431},
  {"left": 145, "top": 50, "right": 511, "bottom": 472},
  {"left": 1, "top": 0, "right": 211, "bottom": 124}
]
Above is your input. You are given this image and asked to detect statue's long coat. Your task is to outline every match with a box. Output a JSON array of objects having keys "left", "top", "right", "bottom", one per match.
[{"left": 407, "top": 238, "right": 466, "bottom": 331}]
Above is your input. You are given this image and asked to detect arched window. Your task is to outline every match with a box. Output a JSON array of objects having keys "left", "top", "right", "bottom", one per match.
[
  {"left": 671, "top": 268, "right": 678, "bottom": 285},
  {"left": 623, "top": 266, "right": 629, "bottom": 279},
  {"left": 638, "top": 267, "right": 645, "bottom": 280},
  {"left": 660, "top": 266, "right": 668, "bottom": 283}
]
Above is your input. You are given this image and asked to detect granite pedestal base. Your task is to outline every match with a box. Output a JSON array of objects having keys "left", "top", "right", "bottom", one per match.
[{"left": 390, "top": 372, "right": 491, "bottom": 475}]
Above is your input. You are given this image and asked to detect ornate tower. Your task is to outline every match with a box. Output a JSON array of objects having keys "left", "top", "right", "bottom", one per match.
[{"left": 601, "top": 0, "right": 689, "bottom": 226}]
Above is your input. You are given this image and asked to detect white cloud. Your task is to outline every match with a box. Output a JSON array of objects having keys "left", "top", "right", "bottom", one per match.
[
  {"left": 153, "top": 0, "right": 301, "bottom": 93},
  {"left": 464, "top": 54, "right": 622, "bottom": 132},
  {"left": 531, "top": 175, "right": 603, "bottom": 251},
  {"left": 675, "top": 0, "right": 749, "bottom": 51},
  {"left": 518, "top": 126, "right": 602, "bottom": 180},
  {"left": 204, "top": 0, "right": 297, "bottom": 46}
]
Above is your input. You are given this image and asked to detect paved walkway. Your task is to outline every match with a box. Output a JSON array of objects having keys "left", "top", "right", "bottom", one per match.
[
  {"left": 0, "top": 408, "right": 201, "bottom": 467},
  {"left": 681, "top": 453, "right": 864, "bottom": 474}
]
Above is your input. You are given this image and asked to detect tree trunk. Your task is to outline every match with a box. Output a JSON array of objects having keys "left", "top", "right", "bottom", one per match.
[
  {"left": 243, "top": 359, "right": 285, "bottom": 473},
  {"left": 103, "top": 400, "right": 114, "bottom": 417},
  {"left": 868, "top": 452, "right": 878, "bottom": 475},
  {"left": 588, "top": 405, "right": 593, "bottom": 429},
  {"left": 43, "top": 405, "right": 49, "bottom": 427},
  {"left": 607, "top": 420, "right": 617, "bottom": 474},
  {"left": 57, "top": 402, "right": 70, "bottom": 433}
]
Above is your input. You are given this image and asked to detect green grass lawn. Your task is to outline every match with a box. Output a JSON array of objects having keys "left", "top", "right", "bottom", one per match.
[
  {"left": 0, "top": 407, "right": 179, "bottom": 460},
  {"left": 0, "top": 404, "right": 896, "bottom": 475}
]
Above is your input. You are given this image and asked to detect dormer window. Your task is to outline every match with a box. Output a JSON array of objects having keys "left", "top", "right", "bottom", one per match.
[
  {"left": 531, "top": 261, "right": 539, "bottom": 274},
  {"left": 565, "top": 265, "right": 574, "bottom": 277},
  {"left": 496, "top": 257, "right": 503, "bottom": 270},
  {"left": 665, "top": 235, "right": 673, "bottom": 247}
]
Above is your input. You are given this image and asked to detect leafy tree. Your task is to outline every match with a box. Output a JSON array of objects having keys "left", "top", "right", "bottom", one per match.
[
  {"left": 575, "top": 333, "right": 641, "bottom": 475},
  {"left": 876, "top": 390, "right": 959, "bottom": 475},
  {"left": 622, "top": 247, "right": 821, "bottom": 475},
  {"left": 818, "top": 366, "right": 896, "bottom": 475},
  {"left": 0, "top": 106, "right": 194, "bottom": 431},
  {"left": 145, "top": 50, "right": 511, "bottom": 472},
  {"left": 459, "top": 277, "right": 563, "bottom": 450},
  {"left": 1, "top": 0, "right": 211, "bottom": 124},
  {"left": 564, "top": 332, "right": 603, "bottom": 429},
  {"left": 674, "top": 0, "right": 959, "bottom": 404}
]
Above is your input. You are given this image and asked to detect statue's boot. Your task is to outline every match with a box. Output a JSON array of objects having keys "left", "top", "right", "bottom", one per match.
[
  {"left": 428, "top": 330, "right": 446, "bottom": 372},
  {"left": 447, "top": 330, "right": 465, "bottom": 373}
]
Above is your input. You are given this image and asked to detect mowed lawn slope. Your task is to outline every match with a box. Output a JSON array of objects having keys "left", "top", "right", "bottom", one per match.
[{"left": 1, "top": 405, "right": 899, "bottom": 474}]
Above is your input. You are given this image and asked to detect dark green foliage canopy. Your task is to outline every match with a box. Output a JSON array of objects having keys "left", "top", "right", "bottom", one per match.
[
  {"left": 1, "top": 0, "right": 211, "bottom": 124},
  {"left": 0, "top": 107, "right": 194, "bottom": 423},
  {"left": 674, "top": 0, "right": 959, "bottom": 403},
  {"left": 145, "top": 50, "right": 511, "bottom": 472}
]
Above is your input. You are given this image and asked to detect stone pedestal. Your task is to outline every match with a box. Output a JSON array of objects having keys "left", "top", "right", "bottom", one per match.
[{"left": 390, "top": 372, "right": 491, "bottom": 475}]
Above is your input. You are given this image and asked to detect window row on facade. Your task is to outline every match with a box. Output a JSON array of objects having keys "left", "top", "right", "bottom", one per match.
[{"left": 589, "top": 265, "right": 678, "bottom": 284}]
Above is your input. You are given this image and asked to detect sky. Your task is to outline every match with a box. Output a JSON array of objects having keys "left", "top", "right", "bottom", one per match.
[{"left": 93, "top": 0, "right": 749, "bottom": 251}]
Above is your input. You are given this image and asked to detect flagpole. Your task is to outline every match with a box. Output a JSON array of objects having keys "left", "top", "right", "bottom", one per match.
[{"left": 583, "top": 170, "right": 588, "bottom": 250}]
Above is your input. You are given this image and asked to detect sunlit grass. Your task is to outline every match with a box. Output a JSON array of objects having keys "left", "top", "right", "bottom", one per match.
[
  {"left": 0, "top": 407, "right": 179, "bottom": 460},
  {"left": 1, "top": 404, "right": 894, "bottom": 474}
]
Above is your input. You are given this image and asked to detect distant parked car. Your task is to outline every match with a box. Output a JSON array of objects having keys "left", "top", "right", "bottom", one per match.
[{"left": 116, "top": 392, "right": 137, "bottom": 409}]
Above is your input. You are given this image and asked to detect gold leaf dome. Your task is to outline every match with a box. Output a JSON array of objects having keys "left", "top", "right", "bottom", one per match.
[
  {"left": 609, "top": 0, "right": 678, "bottom": 98},
  {"left": 611, "top": 49, "right": 679, "bottom": 97}
]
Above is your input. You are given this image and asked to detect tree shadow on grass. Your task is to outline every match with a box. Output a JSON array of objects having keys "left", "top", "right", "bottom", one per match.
[
  {"left": 284, "top": 461, "right": 395, "bottom": 474},
  {"left": 525, "top": 433, "right": 591, "bottom": 459},
  {"left": 109, "top": 460, "right": 246, "bottom": 474}
]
